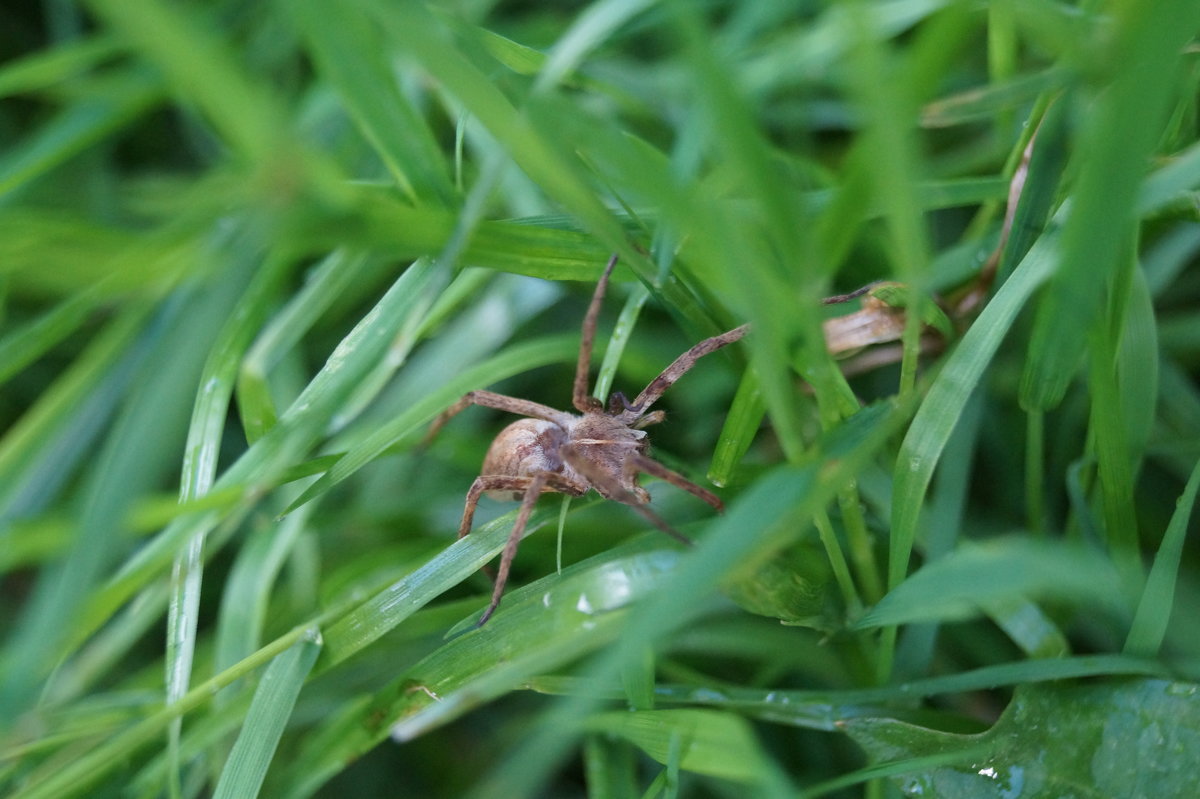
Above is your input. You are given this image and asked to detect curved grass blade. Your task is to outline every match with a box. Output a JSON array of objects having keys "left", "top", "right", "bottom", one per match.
[
  {"left": 167, "top": 238, "right": 284, "bottom": 795},
  {"left": 582, "top": 709, "right": 774, "bottom": 785},
  {"left": 290, "top": 0, "right": 454, "bottom": 204},
  {"left": 0, "top": 36, "right": 121, "bottom": 98},
  {"left": 2, "top": 268, "right": 251, "bottom": 723},
  {"left": 319, "top": 496, "right": 599, "bottom": 666},
  {"left": 531, "top": 653, "right": 1164, "bottom": 732},
  {"left": 237, "top": 250, "right": 376, "bottom": 443},
  {"left": 888, "top": 229, "right": 1058, "bottom": 595},
  {"left": 860, "top": 537, "right": 1126, "bottom": 629},
  {"left": 0, "top": 287, "right": 102, "bottom": 386}
]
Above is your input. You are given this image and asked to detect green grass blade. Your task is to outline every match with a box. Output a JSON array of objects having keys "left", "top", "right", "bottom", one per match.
[
  {"left": 166, "top": 244, "right": 290, "bottom": 794},
  {"left": 1124, "top": 458, "right": 1200, "bottom": 656},
  {"left": 583, "top": 709, "right": 771, "bottom": 785},
  {"left": 1020, "top": 0, "right": 1200, "bottom": 411},
  {"left": 0, "top": 288, "right": 100, "bottom": 386},
  {"left": 888, "top": 229, "right": 1058, "bottom": 593},
  {"left": 236, "top": 250, "right": 374, "bottom": 442},
  {"left": 707, "top": 370, "right": 764, "bottom": 488},
  {"left": 0, "top": 36, "right": 121, "bottom": 98},
  {"left": 319, "top": 498, "right": 595, "bottom": 666},
  {"left": 85, "top": 0, "right": 288, "bottom": 163},
  {"left": 288, "top": 0, "right": 454, "bottom": 204},
  {"left": 280, "top": 541, "right": 670, "bottom": 796},
  {"left": 860, "top": 537, "right": 1125, "bottom": 629},
  {"left": 212, "top": 629, "right": 321, "bottom": 799},
  {"left": 0, "top": 70, "right": 160, "bottom": 198},
  {"left": 2, "top": 269, "right": 248, "bottom": 721}
]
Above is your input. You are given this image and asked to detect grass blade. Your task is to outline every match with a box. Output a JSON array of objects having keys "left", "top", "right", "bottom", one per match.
[{"left": 212, "top": 629, "right": 321, "bottom": 799}]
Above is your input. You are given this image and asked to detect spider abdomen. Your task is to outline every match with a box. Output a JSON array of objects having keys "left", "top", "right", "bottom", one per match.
[{"left": 481, "top": 419, "right": 572, "bottom": 500}]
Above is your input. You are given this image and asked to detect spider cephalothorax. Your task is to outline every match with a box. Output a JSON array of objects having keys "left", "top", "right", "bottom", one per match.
[{"left": 429, "top": 255, "right": 747, "bottom": 625}]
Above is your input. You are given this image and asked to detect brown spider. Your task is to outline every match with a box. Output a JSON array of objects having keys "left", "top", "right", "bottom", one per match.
[{"left": 428, "top": 255, "right": 748, "bottom": 625}]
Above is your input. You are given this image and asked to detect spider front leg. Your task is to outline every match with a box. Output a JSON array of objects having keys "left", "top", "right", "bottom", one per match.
[
  {"left": 618, "top": 323, "right": 750, "bottom": 422},
  {"left": 572, "top": 254, "right": 620, "bottom": 412},
  {"left": 424, "top": 389, "right": 575, "bottom": 446},
  {"left": 458, "top": 472, "right": 586, "bottom": 626}
]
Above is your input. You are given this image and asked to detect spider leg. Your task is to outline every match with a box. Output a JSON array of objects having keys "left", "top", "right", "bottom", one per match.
[
  {"left": 633, "top": 410, "right": 666, "bottom": 430},
  {"left": 619, "top": 323, "right": 749, "bottom": 423},
  {"left": 573, "top": 254, "right": 620, "bottom": 413},
  {"left": 424, "top": 389, "right": 575, "bottom": 447},
  {"left": 625, "top": 452, "right": 723, "bottom": 512},
  {"left": 559, "top": 444, "right": 694, "bottom": 547},
  {"left": 458, "top": 472, "right": 586, "bottom": 626}
]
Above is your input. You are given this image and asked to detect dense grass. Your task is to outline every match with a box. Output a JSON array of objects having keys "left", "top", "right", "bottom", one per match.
[{"left": 2, "top": 1, "right": 1199, "bottom": 797}]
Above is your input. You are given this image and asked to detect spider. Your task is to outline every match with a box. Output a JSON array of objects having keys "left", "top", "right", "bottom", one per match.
[{"left": 428, "top": 255, "right": 748, "bottom": 625}]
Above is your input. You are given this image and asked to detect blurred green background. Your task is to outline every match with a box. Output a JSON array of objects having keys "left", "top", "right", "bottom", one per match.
[{"left": 2, "top": 1, "right": 1199, "bottom": 797}]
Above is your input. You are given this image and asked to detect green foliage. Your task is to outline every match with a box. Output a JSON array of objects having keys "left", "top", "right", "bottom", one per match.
[{"left": 2, "top": 1, "right": 1199, "bottom": 797}]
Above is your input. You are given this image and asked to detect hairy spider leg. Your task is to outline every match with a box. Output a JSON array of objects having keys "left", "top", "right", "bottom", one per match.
[
  {"left": 458, "top": 472, "right": 589, "bottom": 626},
  {"left": 619, "top": 323, "right": 750, "bottom": 423},
  {"left": 573, "top": 253, "right": 620, "bottom": 412},
  {"left": 423, "top": 389, "right": 574, "bottom": 447}
]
